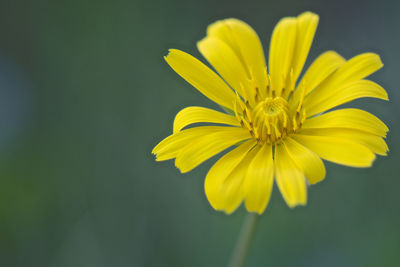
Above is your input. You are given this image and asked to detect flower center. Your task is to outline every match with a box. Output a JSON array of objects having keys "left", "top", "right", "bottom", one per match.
[
  {"left": 252, "top": 97, "right": 289, "bottom": 143},
  {"left": 234, "top": 94, "right": 306, "bottom": 144}
]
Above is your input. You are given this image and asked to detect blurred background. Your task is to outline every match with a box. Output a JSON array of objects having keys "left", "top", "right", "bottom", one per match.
[{"left": 0, "top": 0, "right": 398, "bottom": 266}]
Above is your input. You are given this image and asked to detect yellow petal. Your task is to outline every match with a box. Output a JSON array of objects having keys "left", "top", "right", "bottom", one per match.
[
  {"left": 218, "top": 143, "right": 262, "bottom": 214},
  {"left": 302, "top": 108, "right": 389, "bottom": 137},
  {"left": 269, "top": 17, "right": 297, "bottom": 96},
  {"left": 305, "top": 79, "right": 388, "bottom": 116},
  {"left": 173, "top": 106, "right": 240, "bottom": 133},
  {"left": 291, "top": 51, "right": 345, "bottom": 105},
  {"left": 206, "top": 18, "right": 267, "bottom": 92},
  {"left": 304, "top": 53, "right": 384, "bottom": 113},
  {"left": 314, "top": 52, "right": 383, "bottom": 94},
  {"left": 274, "top": 143, "right": 307, "bottom": 208},
  {"left": 175, "top": 127, "right": 251, "bottom": 173},
  {"left": 299, "top": 128, "right": 388, "bottom": 156},
  {"left": 204, "top": 140, "right": 257, "bottom": 212},
  {"left": 197, "top": 37, "right": 251, "bottom": 99},
  {"left": 164, "top": 49, "right": 236, "bottom": 109},
  {"left": 283, "top": 137, "right": 326, "bottom": 185},
  {"left": 243, "top": 143, "right": 274, "bottom": 214},
  {"left": 153, "top": 126, "right": 230, "bottom": 161},
  {"left": 291, "top": 12, "right": 319, "bottom": 83},
  {"left": 292, "top": 134, "right": 376, "bottom": 167}
]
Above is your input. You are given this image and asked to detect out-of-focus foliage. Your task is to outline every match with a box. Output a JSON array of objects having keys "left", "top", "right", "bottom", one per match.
[{"left": 0, "top": 0, "right": 398, "bottom": 266}]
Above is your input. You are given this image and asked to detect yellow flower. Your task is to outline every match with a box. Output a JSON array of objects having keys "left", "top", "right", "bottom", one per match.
[{"left": 152, "top": 11, "right": 389, "bottom": 214}]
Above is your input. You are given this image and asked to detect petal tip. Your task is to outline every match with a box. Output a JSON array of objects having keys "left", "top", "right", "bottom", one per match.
[
  {"left": 244, "top": 202, "right": 267, "bottom": 214},
  {"left": 287, "top": 200, "right": 307, "bottom": 209},
  {"left": 174, "top": 163, "right": 186, "bottom": 173},
  {"left": 299, "top": 11, "right": 319, "bottom": 20},
  {"left": 164, "top": 48, "right": 180, "bottom": 60},
  {"left": 164, "top": 49, "right": 172, "bottom": 57},
  {"left": 151, "top": 146, "right": 159, "bottom": 155},
  {"left": 223, "top": 207, "right": 238, "bottom": 215},
  {"left": 366, "top": 154, "right": 377, "bottom": 167},
  {"left": 174, "top": 159, "right": 193, "bottom": 173},
  {"left": 256, "top": 209, "right": 265, "bottom": 215}
]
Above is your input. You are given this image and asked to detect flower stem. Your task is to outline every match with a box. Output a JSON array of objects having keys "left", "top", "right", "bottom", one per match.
[{"left": 229, "top": 213, "right": 260, "bottom": 267}]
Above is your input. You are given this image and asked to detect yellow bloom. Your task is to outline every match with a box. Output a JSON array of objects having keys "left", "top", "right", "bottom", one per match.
[{"left": 152, "top": 12, "right": 389, "bottom": 214}]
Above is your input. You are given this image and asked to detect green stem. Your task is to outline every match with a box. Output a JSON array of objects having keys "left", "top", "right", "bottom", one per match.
[{"left": 229, "top": 213, "right": 260, "bottom": 267}]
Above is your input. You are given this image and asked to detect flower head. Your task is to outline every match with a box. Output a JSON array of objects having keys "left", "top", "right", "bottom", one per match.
[{"left": 152, "top": 12, "right": 388, "bottom": 214}]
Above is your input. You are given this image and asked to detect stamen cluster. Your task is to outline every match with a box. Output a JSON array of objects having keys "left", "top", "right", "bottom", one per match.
[{"left": 234, "top": 74, "right": 307, "bottom": 144}]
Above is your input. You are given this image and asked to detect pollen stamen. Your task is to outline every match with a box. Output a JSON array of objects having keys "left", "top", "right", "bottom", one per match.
[
  {"left": 266, "top": 74, "right": 272, "bottom": 97},
  {"left": 297, "top": 82, "right": 306, "bottom": 113},
  {"left": 234, "top": 71, "right": 307, "bottom": 144}
]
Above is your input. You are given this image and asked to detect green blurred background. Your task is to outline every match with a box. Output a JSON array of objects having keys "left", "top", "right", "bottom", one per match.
[{"left": 0, "top": 0, "right": 398, "bottom": 266}]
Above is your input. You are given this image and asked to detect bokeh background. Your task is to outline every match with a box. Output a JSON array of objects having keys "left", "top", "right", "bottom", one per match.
[{"left": 0, "top": 0, "right": 398, "bottom": 266}]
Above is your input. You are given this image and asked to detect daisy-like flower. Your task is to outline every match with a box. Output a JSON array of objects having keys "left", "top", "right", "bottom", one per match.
[{"left": 152, "top": 11, "right": 388, "bottom": 214}]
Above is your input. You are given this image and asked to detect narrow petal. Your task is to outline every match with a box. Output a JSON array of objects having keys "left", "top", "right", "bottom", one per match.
[
  {"left": 173, "top": 106, "right": 240, "bottom": 133},
  {"left": 274, "top": 143, "right": 307, "bottom": 208},
  {"left": 206, "top": 18, "right": 267, "bottom": 92},
  {"left": 302, "top": 108, "right": 389, "bottom": 137},
  {"left": 175, "top": 127, "right": 251, "bottom": 173},
  {"left": 292, "top": 134, "right": 376, "bottom": 167},
  {"left": 204, "top": 140, "right": 257, "bottom": 212},
  {"left": 216, "top": 143, "right": 262, "bottom": 213},
  {"left": 299, "top": 128, "right": 388, "bottom": 156},
  {"left": 291, "top": 51, "right": 345, "bottom": 105},
  {"left": 269, "top": 17, "right": 297, "bottom": 96},
  {"left": 291, "top": 12, "right": 319, "bottom": 83},
  {"left": 165, "top": 49, "right": 236, "bottom": 109},
  {"left": 152, "top": 126, "right": 230, "bottom": 161},
  {"left": 197, "top": 37, "right": 251, "bottom": 99},
  {"left": 305, "top": 53, "right": 384, "bottom": 113},
  {"left": 243, "top": 143, "right": 274, "bottom": 214},
  {"left": 305, "top": 79, "right": 388, "bottom": 116},
  {"left": 283, "top": 137, "right": 326, "bottom": 185},
  {"left": 312, "top": 53, "right": 383, "bottom": 95}
]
